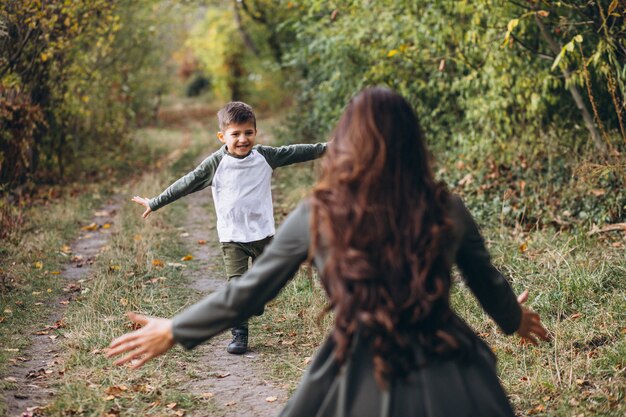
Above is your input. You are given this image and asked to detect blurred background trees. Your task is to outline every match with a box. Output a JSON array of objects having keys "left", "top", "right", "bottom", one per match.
[{"left": 1, "top": 0, "right": 624, "bottom": 223}]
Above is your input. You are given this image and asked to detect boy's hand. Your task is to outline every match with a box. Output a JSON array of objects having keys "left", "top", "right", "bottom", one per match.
[
  {"left": 516, "top": 290, "right": 550, "bottom": 346},
  {"left": 131, "top": 196, "right": 152, "bottom": 218},
  {"left": 106, "top": 312, "right": 175, "bottom": 368}
]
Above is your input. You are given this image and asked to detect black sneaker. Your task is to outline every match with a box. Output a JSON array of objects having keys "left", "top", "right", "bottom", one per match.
[{"left": 227, "top": 328, "right": 248, "bottom": 354}]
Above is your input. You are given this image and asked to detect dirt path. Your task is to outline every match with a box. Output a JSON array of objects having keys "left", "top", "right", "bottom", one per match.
[
  {"left": 2, "top": 130, "right": 288, "bottom": 416},
  {"left": 2, "top": 198, "right": 123, "bottom": 417},
  {"left": 175, "top": 154, "right": 287, "bottom": 417},
  {"left": 2, "top": 129, "right": 192, "bottom": 417}
]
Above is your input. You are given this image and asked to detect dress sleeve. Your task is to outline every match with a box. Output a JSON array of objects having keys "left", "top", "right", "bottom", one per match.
[
  {"left": 452, "top": 196, "right": 522, "bottom": 335},
  {"left": 148, "top": 150, "right": 223, "bottom": 212},
  {"left": 256, "top": 143, "right": 326, "bottom": 169},
  {"left": 172, "top": 201, "right": 312, "bottom": 349}
]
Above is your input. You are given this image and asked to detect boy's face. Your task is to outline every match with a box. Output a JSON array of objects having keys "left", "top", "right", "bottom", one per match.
[{"left": 217, "top": 121, "right": 257, "bottom": 157}]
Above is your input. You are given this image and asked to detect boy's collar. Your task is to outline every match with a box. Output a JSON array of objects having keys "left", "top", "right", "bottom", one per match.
[{"left": 222, "top": 144, "right": 254, "bottom": 159}]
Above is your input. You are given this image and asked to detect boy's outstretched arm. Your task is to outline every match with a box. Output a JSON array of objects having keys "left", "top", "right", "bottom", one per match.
[
  {"left": 131, "top": 196, "right": 153, "bottom": 218},
  {"left": 257, "top": 142, "right": 327, "bottom": 169},
  {"left": 146, "top": 150, "right": 223, "bottom": 214}
]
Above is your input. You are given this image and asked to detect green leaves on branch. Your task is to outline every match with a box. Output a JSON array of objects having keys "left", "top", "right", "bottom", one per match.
[{"left": 551, "top": 35, "right": 584, "bottom": 71}]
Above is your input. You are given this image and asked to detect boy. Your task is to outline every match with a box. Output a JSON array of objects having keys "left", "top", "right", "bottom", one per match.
[{"left": 132, "top": 101, "right": 326, "bottom": 354}]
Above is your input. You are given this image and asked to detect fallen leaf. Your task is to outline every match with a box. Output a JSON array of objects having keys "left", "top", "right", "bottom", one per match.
[
  {"left": 120, "top": 298, "right": 128, "bottom": 306},
  {"left": 166, "top": 402, "right": 177, "bottom": 409},
  {"left": 4, "top": 308, "right": 12, "bottom": 314},
  {"left": 174, "top": 411, "right": 185, "bottom": 417},
  {"left": 50, "top": 271, "right": 61, "bottom": 275},
  {"left": 105, "top": 385, "right": 128, "bottom": 397},
  {"left": 94, "top": 210, "right": 110, "bottom": 216},
  {"left": 104, "top": 395, "right": 116, "bottom": 401},
  {"left": 49, "top": 335, "right": 58, "bottom": 340},
  {"left": 266, "top": 396, "right": 277, "bottom": 402},
  {"left": 81, "top": 222, "right": 99, "bottom": 231},
  {"left": 180, "top": 232, "right": 189, "bottom": 237},
  {"left": 59, "top": 300, "right": 70, "bottom": 305},
  {"left": 102, "top": 223, "right": 112, "bottom": 229},
  {"left": 217, "top": 372, "right": 230, "bottom": 378},
  {"left": 200, "top": 392, "right": 214, "bottom": 399},
  {"left": 32, "top": 291, "right": 42, "bottom": 295},
  {"left": 134, "top": 234, "right": 142, "bottom": 241},
  {"left": 34, "top": 261, "right": 43, "bottom": 269},
  {"left": 152, "top": 259, "right": 165, "bottom": 267},
  {"left": 303, "top": 356, "right": 312, "bottom": 365},
  {"left": 167, "top": 262, "right": 187, "bottom": 269},
  {"left": 4, "top": 377, "right": 17, "bottom": 382},
  {"left": 197, "top": 240, "right": 207, "bottom": 245},
  {"left": 570, "top": 312, "right": 582, "bottom": 320},
  {"left": 61, "top": 245, "right": 72, "bottom": 254},
  {"left": 180, "top": 255, "right": 194, "bottom": 261},
  {"left": 519, "top": 242, "right": 528, "bottom": 253},
  {"left": 109, "top": 265, "right": 121, "bottom": 271}
]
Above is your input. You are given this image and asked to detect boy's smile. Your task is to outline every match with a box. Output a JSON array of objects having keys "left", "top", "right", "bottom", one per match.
[{"left": 218, "top": 122, "right": 257, "bottom": 157}]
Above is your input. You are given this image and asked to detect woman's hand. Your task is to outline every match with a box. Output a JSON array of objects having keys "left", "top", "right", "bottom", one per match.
[
  {"left": 131, "top": 196, "right": 153, "bottom": 218},
  {"left": 516, "top": 290, "right": 550, "bottom": 346},
  {"left": 106, "top": 312, "right": 175, "bottom": 368}
]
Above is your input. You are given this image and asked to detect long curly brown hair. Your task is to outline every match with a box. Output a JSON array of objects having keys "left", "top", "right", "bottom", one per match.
[{"left": 311, "top": 87, "right": 455, "bottom": 388}]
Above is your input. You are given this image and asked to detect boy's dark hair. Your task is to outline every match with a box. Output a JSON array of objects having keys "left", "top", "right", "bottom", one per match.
[{"left": 217, "top": 102, "right": 256, "bottom": 131}]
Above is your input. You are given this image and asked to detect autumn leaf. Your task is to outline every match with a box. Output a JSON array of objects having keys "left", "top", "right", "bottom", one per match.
[
  {"left": 266, "top": 396, "right": 277, "bottom": 403},
  {"left": 197, "top": 239, "right": 207, "bottom": 245},
  {"left": 109, "top": 265, "right": 121, "bottom": 271},
  {"left": 519, "top": 242, "right": 528, "bottom": 253},
  {"left": 152, "top": 259, "right": 165, "bottom": 267},
  {"left": 81, "top": 222, "right": 98, "bottom": 231},
  {"left": 34, "top": 261, "right": 43, "bottom": 269},
  {"left": 105, "top": 385, "right": 128, "bottom": 397},
  {"left": 180, "top": 255, "right": 194, "bottom": 261},
  {"left": 387, "top": 49, "right": 398, "bottom": 57},
  {"left": 166, "top": 402, "right": 177, "bottom": 409},
  {"left": 200, "top": 392, "right": 214, "bottom": 399},
  {"left": 102, "top": 223, "right": 112, "bottom": 229},
  {"left": 61, "top": 245, "right": 72, "bottom": 254},
  {"left": 50, "top": 271, "right": 61, "bottom": 275}
]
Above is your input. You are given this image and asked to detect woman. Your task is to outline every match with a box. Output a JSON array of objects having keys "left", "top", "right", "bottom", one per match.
[{"left": 108, "top": 88, "right": 549, "bottom": 416}]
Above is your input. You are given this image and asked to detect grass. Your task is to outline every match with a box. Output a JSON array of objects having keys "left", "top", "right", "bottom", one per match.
[
  {"left": 0, "top": 124, "right": 222, "bottom": 416},
  {"left": 42, "top": 126, "right": 222, "bottom": 416},
  {"left": 0, "top": 126, "right": 183, "bottom": 381}
]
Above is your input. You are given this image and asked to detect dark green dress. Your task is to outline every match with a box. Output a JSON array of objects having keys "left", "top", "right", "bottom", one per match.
[{"left": 172, "top": 195, "right": 521, "bottom": 417}]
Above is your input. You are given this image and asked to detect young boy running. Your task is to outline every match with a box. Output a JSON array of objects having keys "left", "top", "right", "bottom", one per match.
[{"left": 132, "top": 101, "right": 326, "bottom": 354}]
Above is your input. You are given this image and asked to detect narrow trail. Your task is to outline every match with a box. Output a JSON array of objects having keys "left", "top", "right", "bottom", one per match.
[
  {"left": 3, "top": 198, "right": 123, "bottom": 417},
  {"left": 2, "top": 129, "right": 193, "bottom": 417},
  {"left": 174, "top": 152, "right": 287, "bottom": 417},
  {"left": 2, "top": 125, "right": 288, "bottom": 416}
]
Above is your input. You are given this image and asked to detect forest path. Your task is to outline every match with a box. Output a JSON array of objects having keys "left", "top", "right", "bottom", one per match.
[
  {"left": 1, "top": 130, "right": 195, "bottom": 417},
  {"left": 174, "top": 152, "right": 287, "bottom": 417},
  {"left": 2, "top": 199, "right": 123, "bottom": 417}
]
